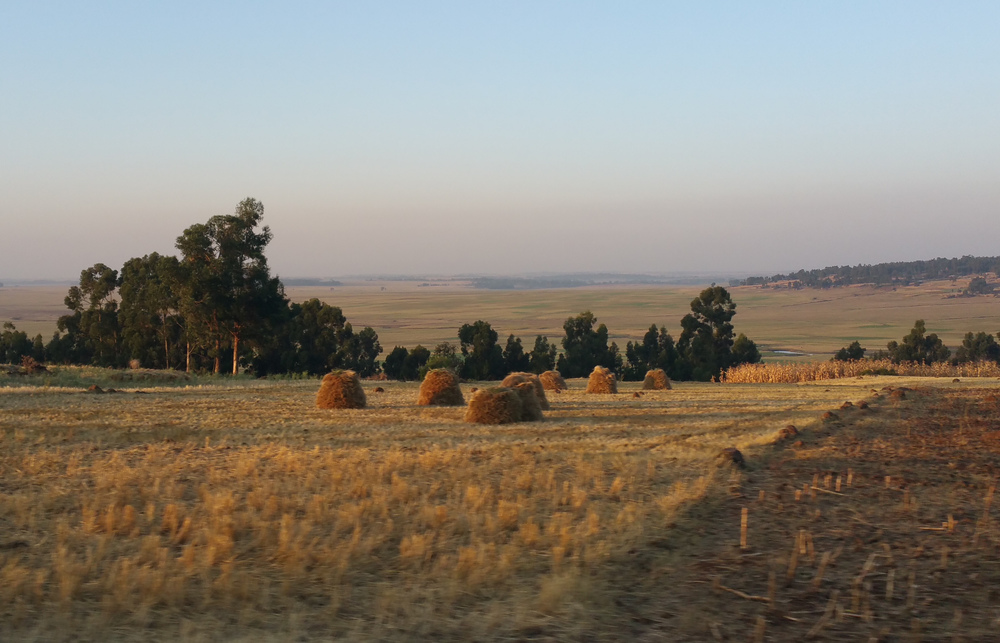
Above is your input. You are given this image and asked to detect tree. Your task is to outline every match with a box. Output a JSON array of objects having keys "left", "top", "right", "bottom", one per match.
[
  {"left": 118, "top": 253, "right": 182, "bottom": 368},
  {"left": 339, "top": 325, "right": 382, "bottom": 377},
  {"left": 57, "top": 263, "right": 123, "bottom": 367},
  {"left": 832, "top": 341, "right": 866, "bottom": 362},
  {"left": 954, "top": 332, "right": 1000, "bottom": 363},
  {"left": 676, "top": 286, "right": 738, "bottom": 381},
  {"left": 458, "top": 321, "right": 505, "bottom": 380},
  {"left": 424, "top": 342, "right": 463, "bottom": 377},
  {"left": 383, "top": 346, "right": 409, "bottom": 380},
  {"left": 175, "top": 198, "right": 287, "bottom": 374},
  {"left": 403, "top": 345, "right": 430, "bottom": 380},
  {"left": 556, "top": 311, "right": 621, "bottom": 377},
  {"left": 502, "top": 334, "right": 531, "bottom": 374},
  {"left": 886, "top": 320, "right": 950, "bottom": 364},
  {"left": 1, "top": 322, "right": 33, "bottom": 364},
  {"left": 731, "top": 333, "right": 761, "bottom": 366},
  {"left": 528, "top": 335, "right": 557, "bottom": 373},
  {"left": 623, "top": 324, "right": 661, "bottom": 380}
]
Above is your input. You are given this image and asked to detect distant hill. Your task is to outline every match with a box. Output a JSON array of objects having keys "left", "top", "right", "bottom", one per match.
[
  {"left": 281, "top": 278, "right": 344, "bottom": 287},
  {"left": 732, "top": 255, "right": 1000, "bottom": 289}
]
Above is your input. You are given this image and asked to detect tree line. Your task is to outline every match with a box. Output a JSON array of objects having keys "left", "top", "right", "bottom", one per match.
[
  {"left": 833, "top": 319, "right": 1000, "bottom": 366},
  {"left": 2, "top": 199, "right": 761, "bottom": 381},
  {"left": 379, "top": 286, "right": 760, "bottom": 382},
  {"left": 735, "top": 255, "right": 1000, "bottom": 289}
]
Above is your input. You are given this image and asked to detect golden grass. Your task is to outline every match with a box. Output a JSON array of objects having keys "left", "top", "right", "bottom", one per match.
[
  {"left": 723, "top": 359, "right": 1000, "bottom": 383},
  {"left": 0, "top": 377, "right": 913, "bottom": 640},
  {"left": 7, "top": 279, "right": 1000, "bottom": 357}
]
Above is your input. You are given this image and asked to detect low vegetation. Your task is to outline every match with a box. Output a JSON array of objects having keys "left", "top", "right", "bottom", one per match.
[{"left": 0, "top": 376, "right": 883, "bottom": 640}]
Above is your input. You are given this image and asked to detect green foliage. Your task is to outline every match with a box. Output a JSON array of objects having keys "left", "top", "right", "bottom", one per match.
[
  {"left": 731, "top": 333, "right": 761, "bottom": 366},
  {"left": 502, "top": 334, "right": 531, "bottom": 374},
  {"left": 423, "top": 343, "right": 463, "bottom": 378},
  {"left": 556, "top": 311, "right": 622, "bottom": 378},
  {"left": 885, "top": 320, "right": 951, "bottom": 364},
  {"left": 119, "top": 253, "right": 183, "bottom": 369},
  {"left": 458, "top": 321, "right": 505, "bottom": 380},
  {"left": 403, "top": 345, "right": 430, "bottom": 380},
  {"left": 383, "top": 346, "right": 409, "bottom": 380},
  {"left": 528, "top": 335, "right": 557, "bottom": 374},
  {"left": 832, "top": 340, "right": 866, "bottom": 362},
  {"left": 676, "top": 286, "right": 738, "bottom": 381},
  {"left": 55, "top": 263, "right": 124, "bottom": 367},
  {"left": 964, "top": 276, "right": 994, "bottom": 296},
  {"left": 1, "top": 322, "right": 34, "bottom": 364},
  {"left": 954, "top": 331, "right": 1000, "bottom": 363}
]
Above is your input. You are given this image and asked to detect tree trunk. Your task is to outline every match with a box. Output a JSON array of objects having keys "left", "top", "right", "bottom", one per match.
[
  {"left": 232, "top": 333, "right": 239, "bottom": 375},
  {"left": 186, "top": 341, "right": 191, "bottom": 373},
  {"left": 164, "top": 335, "right": 170, "bottom": 370},
  {"left": 214, "top": 337, "right": 220, "bottom": 374}
]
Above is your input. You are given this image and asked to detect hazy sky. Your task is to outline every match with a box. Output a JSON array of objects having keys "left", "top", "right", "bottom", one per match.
[{"left": 2, "top": 2, "right": 999, "bottom": 280}]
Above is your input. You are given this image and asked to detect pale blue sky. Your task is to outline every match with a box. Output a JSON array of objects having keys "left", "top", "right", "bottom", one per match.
[{"left": 2, "top": 2, "right": 998, "bottom": 280}]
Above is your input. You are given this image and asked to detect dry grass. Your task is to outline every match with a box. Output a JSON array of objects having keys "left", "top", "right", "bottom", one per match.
[
  {"left": 416, "top": 368, "right": 464, "bottom": 406},
  {"left": 640, "top": 383, "right": 1000, "bottom": 640},
  {"left": 539, "top": 370, "right": 567, "bottom": 392},
  {"left": 642, "top": 368, "right": 672, "bottom": 390},
  {"left": 723, "top": 359, "right": 1000, "bottom": 383},
  {"left": 9, "top": 279, "right": 1000, "bottom": 357},
  {"left": 315, "top": 370, "right": 366, "bottom": 409},
  {"left": 0, "top": 375, "right": 912, "bottom": 640},
  {"left": 501, "top": 372, "right": 549, "bottom": 410},
  {"left": 463, "top": 386, "right": 524, "bottom": 425},
  {"left": 586, "top": 366, "right": 618, "bottom": 394}
]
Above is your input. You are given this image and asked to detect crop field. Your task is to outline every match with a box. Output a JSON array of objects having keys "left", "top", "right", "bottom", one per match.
[
  {"left": 6, "top": 372, "right": 977, "bottom": 640},
  {"left": 4, "top": 279, "right": 1000, "bottom": 358}
]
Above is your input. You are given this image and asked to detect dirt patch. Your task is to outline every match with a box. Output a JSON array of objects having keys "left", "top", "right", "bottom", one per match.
[{"left": 628, "top": 386, "right": 1000, "bottom": 640}]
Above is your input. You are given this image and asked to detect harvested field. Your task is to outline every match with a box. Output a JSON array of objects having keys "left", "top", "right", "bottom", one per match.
[{"left": 0, "top": 376, "right": 996, "bottom": 640}]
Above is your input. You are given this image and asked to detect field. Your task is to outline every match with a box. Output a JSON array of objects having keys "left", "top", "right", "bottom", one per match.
[
  {"left": 4, "top": 279, "right": 1000, "bottom": 358},
  {"left": 2, "top": 371, "right": 998, "bottom": 640}
]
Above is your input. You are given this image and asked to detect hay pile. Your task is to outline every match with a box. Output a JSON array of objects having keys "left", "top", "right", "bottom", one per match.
[
  {"left": 539, "top": 370, "right": 567, "bottom": 392},
  {"left": 512, "top": 382, "right": 544, "bottom": 421},
  {"left": 642, "top": 368, "right": 672, "bottom": 390},
  {"left": 417, "top": 369, "right": 465, "bottom": 406},
  {"left": 501, "top": 372, "right": 550, "bottom": 410},
  {"left": 464, "top": 387, "right": 523, "bottom": 424},
  {"left": 316, "top": 370, "right": 367, "bottom": 409},
  {"left": 585, "top": 366, "right": 617, "bottom": 394}
]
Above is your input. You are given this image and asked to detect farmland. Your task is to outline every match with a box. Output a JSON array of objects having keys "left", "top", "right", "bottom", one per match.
[
  {"left": 3, "top": 371, "right": 966, "bottom": 641},
  {"left": 3, "top": 278, "right": 1000, "bottom": 359}
]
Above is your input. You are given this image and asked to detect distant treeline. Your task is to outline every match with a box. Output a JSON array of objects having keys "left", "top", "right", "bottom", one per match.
[
  {"left": 733, "top": 255, "right": 1000, "bottom": 289},
  {"left": 0, "top": 199, "right": 762, "bottom": 382},
  {"left": 471, "top": 273, "right": 675, "bottom": 290}
]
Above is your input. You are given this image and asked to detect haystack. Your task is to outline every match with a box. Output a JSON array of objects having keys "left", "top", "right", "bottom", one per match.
[
  {"left": 642, "top": 368, "right": 672, "bottom": 390},
  {"left": 539, "top": 370, "right": 567, "bottom": 392},
  {"left": 464, "top": 387, "right": 523, "bottom": 424},
  {"left": 417, "top": 369, "right": 465, "bottom": 406},
  {"left": 512, "top": 382, "right": 544, "bottom": 422},
  {"left": 316, "top": 370, "right": 367, "bottom": 409},
  {"left": 585, "top": 366, "right": 617, "bottom": 394},
  {"left": 501, "top": 372, "right": 549, "bottom": 410}
]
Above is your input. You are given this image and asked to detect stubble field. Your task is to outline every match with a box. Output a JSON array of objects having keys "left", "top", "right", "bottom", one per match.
[{"left": 0, "top": 373, "right": 921, "bottom": 641}]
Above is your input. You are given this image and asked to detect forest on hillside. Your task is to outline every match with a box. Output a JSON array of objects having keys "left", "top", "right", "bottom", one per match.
[{"left": 733, "top": 255, "right": 1000, "bottom": 289}]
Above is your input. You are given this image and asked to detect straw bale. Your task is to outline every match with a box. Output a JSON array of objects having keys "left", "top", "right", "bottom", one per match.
[
  {"left": 585, "top": 366, "right": 617, "bottom": 394},
  {"left": 417, "top": 369, "right": 465, "bottom": 406},
  {"left": 464, "top": 387, "right": 523, "bottom": 425},
  {"left": 512, "top": 382, "right": 544, "bottom": 422},
  {"left": 501, "top": 372, "right": 549, "bottom": 410},
  {"left": 641, "top": 368, "right": 672, "bottom": 390},
  {"left": 316, "top": 370, "right": 367, "bottom": 409},
  {"left": 539, "top": 370, "right": 567, "bottom": 392}
]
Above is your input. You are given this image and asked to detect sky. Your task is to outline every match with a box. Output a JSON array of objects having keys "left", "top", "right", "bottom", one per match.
[{"left": 2, "top": 2, "right": 999, "bottom": 281}]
